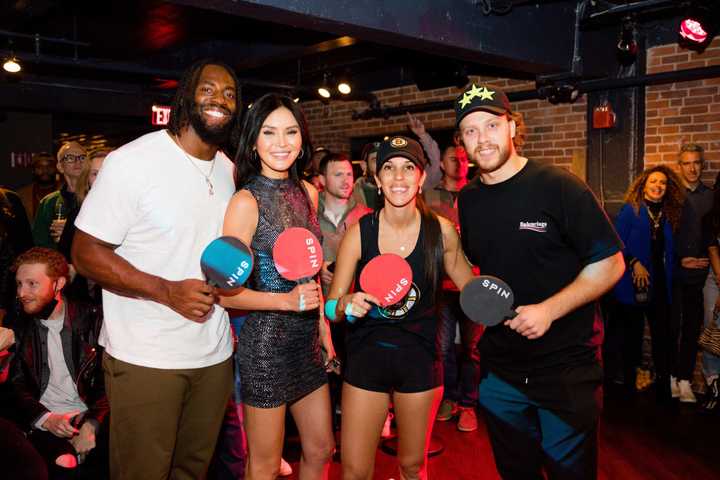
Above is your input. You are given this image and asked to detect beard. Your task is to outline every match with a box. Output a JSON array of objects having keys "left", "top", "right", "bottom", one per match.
[
  {"left": 469, "top": 142, "right": 511, "bottom": 175},
  {"left": 33, "top": 173, "right": 56, "bottom": 187},
  {"left": 188, "top": 100, "right": 235, "bottom": 147}
]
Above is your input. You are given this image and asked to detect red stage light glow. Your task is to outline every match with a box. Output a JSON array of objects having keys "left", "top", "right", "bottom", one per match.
[{"left": 679, "top": 18, "right": 708, "bottom": 43}]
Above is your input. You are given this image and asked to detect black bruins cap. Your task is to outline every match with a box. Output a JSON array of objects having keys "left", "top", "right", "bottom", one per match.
[
  {"left": 455, "top": 84, "right": 512, "bottom": 126},
  {"left": 376, "top": 136, "right": 427, "bottom": 170}
]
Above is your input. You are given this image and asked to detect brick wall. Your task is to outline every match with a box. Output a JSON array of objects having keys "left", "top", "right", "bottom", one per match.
[
  {"left": 645, "top": 37, "right": 720, "bottom": 184},
  {"left": 303, "top": 76, "right": 587, "bottom": 174}
]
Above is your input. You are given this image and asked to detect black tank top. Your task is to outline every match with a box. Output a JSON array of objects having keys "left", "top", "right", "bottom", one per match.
[{"left": 347, "top": 212, "right": 438, "bottom": 353}]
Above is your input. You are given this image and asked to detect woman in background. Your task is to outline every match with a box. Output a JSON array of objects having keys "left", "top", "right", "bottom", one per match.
[{"left": 612, "top": 165, "right": 685, "bottom": 402}]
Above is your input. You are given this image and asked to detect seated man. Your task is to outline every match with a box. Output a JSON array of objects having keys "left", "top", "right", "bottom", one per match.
[{"left": 9, "top": 247, "right": 107, "bottom": 478}]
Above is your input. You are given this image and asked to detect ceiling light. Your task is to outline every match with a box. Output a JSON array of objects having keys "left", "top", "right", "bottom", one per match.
[
  {"left": 318, "top": 86, "right": 331, "bottom": 99},
  {"left": 336, "top": 74, "right": 352, "bottom": 95},
  {"left": 3, "top": 56, "right": 21, "bottom": 73},
  {"left": 318, "top": 74, "right": 331, "bottom": 99},
  {"left": 678, "top": 3, "right": 717, "bottom": 51}
]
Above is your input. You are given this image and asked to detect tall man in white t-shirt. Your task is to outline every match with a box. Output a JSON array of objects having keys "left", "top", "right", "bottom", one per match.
[{"left": 72, "top": 60, "right": 240, "bottom": 480}]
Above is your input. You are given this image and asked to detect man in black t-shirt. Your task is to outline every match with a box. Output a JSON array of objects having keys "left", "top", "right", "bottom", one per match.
[{"left": 455, "top": 84, "right": 625, "bottom": 480}]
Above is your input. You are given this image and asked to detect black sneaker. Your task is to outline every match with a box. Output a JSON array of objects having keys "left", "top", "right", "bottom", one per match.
[{"left": 701, "top": 379, "right": 719, "bottom": 412}]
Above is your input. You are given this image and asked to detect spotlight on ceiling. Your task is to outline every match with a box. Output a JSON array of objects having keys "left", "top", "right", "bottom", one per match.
[
  {"left": 537, "top": 84, "right": 581, "bottom": 105},
  {"left": 678, "top": 3, "right": 717, "bottom": 51},
  {"left": 3, "top": 56, "right": 21, "bottom": 73},
  {"left": 318, "top": 74, "right": 331, "bottom": 99},
  {"left": 337, "top": 75, "right": 352, "bottom": 95},
  {"left": 617, "top": 16, "right": 638, "bottom": 65}
]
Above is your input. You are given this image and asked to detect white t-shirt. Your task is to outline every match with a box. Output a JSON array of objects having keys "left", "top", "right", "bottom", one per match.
[{"left": 75, "top": 130, "right": 234, "bottom": 369}]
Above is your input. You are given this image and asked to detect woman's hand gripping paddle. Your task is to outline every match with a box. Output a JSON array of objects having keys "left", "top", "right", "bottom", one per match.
[{"left": 273, "top": 227, "right": 323, "bottom": 312}]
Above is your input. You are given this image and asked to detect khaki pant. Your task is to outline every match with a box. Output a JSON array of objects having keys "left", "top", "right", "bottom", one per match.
[{"left": 103, "top": 353, "right": 232, "bottom": 480}]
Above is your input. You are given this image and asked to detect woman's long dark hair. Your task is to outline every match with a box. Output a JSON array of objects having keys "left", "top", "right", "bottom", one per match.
[
  {"left": 234, "top": 93, "right": 313, "bottom": 188},
  {"left": 375, "top": 178, "right": 444, "bottom": 303}
]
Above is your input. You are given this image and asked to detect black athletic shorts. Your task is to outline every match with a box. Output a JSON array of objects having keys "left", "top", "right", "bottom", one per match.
[{"left": 344, "top": 341, "right": 442, "bottom": 393}]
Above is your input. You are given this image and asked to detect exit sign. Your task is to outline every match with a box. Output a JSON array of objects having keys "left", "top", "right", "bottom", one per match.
[{"left": 151, "top": 105, "right": 172, "bottom": 126}]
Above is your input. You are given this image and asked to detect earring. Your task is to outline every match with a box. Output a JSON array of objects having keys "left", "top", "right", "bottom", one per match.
[
  {"left": 377, "top": 187, "right": 382, "bottom": 196},
  {"left": 419, "top": 186, "right": 423, "bottom": 194},
  {"left": 252, "top": 150, "right": 258, "bottom": 161},
  {"left": 298, "top": 149, "right": 304, "bottom": 159}
]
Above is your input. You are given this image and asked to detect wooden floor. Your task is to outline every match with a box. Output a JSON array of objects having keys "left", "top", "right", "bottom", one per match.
[{"left": 282, "top": 385, "right": 720, "bottom": 480}]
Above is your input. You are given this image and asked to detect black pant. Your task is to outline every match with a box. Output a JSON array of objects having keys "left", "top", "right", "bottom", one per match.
[
  {"left": 670, "top": 281, "right": 704, "bottom": 380},
  {"left": 478, "top": 366, "right": 602, "bottom": 480},
  {"left": 0, "top": 418, "right": 48, "bottom": 480},
  {"left": 27, "top": 429, "right": 78, "bottom": 480},
  {"left": 615, "top": 294, "right": 672, "bottom": 399}
]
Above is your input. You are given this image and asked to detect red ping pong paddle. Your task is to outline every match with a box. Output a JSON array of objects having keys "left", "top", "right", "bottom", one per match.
[
  {"left": 359, "top": 254, "right": 413, "bottom": 307},
  {"left": 273, "top": 227, "right": 323, "bottom": 283},
  {"left": 459, "top": 275, "right": 517, "bottom": 326}
]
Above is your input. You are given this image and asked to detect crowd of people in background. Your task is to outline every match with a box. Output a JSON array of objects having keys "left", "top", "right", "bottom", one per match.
[{"left": 0, "top": 58, "right": 718, "bottom": 480}]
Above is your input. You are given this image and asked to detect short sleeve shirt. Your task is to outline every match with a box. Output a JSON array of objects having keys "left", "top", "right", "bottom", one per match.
[
  {"left": 458, "top": 159, "right": 622, "bottom": 380},
  {"left": 75, "top": 130, "right": 234, "bottom": 369}
]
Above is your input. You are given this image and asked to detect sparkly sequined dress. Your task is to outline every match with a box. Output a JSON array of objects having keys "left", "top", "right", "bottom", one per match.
[{"left": 237, "top": 175, "right": 326, "bottom": 408}]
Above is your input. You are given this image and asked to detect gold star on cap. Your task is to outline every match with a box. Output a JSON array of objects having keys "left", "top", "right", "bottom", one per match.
[
  {"left": 458, "top": 84, "right": 496, "bottom": 109},
  {"left": 458, "top": 91, "right": 473, "bottom": 109},
  {"left": 479, "top": 86, "right": 495, "bottom": 100}
]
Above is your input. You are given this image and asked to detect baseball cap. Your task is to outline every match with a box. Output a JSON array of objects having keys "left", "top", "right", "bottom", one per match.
[
  {"left": 376, "top": 136, "right": 427, "bottom": 170},
  {"left": 455, "top": 84, "right": 512, "bottom": 126}
]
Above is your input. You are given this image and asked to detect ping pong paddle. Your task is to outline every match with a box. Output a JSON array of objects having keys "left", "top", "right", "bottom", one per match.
[
  {"left": 273, "top": 227, "right": 323, "bottom": 283},
  {"left": 359, "top": 254, "right": 413, "bottom": 308},
  {"left": 459, "top": 275, "right": 517, "bottom": 326},
  {"left": 201, "top": 236, "right": 254, "bottom": 290}
]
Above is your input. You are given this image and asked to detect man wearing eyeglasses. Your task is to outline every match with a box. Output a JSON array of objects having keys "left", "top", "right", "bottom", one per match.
[{"left": 32, "top": 142, "right": 88, "bottom": 250}]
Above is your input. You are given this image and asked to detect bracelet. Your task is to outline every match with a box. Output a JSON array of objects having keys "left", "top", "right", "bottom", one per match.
[
  {"left": 344, "top": 302, "right": 357, "bottom": 324},
  {"left": 325, "top": 299, "right": 339, "bottom": 321}
]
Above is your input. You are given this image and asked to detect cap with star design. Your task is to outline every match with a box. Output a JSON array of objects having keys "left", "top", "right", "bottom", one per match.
[{"left": 455, "top": 84, "right": 512, "bottom": 126}]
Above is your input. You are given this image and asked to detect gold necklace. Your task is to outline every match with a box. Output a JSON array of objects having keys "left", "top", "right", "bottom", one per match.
[
  {"left": 647, "top": 208, "right": 662, "bottom": 239},
  {"left": 175, "top": 134, "right": 216, "bottom": 195}
]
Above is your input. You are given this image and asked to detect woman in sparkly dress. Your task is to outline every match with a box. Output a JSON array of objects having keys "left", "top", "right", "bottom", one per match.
[{"left": 221, "top": 93, "right": 335, "bottom": 480}]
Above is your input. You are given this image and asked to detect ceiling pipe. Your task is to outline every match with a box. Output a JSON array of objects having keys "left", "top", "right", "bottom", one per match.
[{"left": 352, "top": 64, "right": 720, "bottom": 120}]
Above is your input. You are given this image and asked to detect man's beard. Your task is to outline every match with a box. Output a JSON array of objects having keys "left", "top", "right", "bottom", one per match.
[
  {"left": 188, "top": 101, "right": 235, "bottom": 146},
  {"left": 33, "top": 172, "right": 56, "bottom": 187},
  {"left": 470, "top": 143, "right": 511, "bottom": 175}
]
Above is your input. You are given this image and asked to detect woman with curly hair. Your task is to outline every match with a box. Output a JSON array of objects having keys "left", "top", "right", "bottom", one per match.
[{"left": 612, "top": 165, "right": 685, "bottom": 402}]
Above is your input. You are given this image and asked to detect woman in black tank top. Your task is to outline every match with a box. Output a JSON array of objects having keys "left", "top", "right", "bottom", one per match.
[{"left": 326, "top": 136, "right": 474, "bottom": 480}]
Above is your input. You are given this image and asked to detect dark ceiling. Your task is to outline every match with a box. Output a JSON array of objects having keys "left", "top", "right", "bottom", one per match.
[{"left": 0, "top": 0, "right": 708, "bottom": 112}]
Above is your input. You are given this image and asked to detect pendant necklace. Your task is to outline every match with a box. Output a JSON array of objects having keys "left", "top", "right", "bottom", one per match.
[
  {"left": 175, "top": 134, "right": 216, "bottom": 195},
  {"left": 647, "top": 208, "right": 662, "bottom": 240}
]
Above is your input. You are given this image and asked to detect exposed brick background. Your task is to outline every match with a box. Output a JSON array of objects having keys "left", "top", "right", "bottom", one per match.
[
  {"left": 303, "top": 76, "right": 587, "bottom": 174},
  {"left": 645, "top": 37, "right": 720, "bottom": 184}
]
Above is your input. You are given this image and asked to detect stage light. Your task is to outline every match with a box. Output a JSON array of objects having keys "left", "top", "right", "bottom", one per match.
[
  {"left": 3, "top": 56, "right": 21, "bottom": 73},
  {"left": 318, "top": 74, "right": 331, "bottom": 99},
  {"left": 680, "top": 18, "right": 708, "bottom": 43},
  {"left": 617, "top": 16, "right": 638, "bottom": 65},
  {"left": 678, "top": 3, "right": 716, "bottom": 50},
  {"left": 337, "top": 76, "right": 352, "bottom": 95}
]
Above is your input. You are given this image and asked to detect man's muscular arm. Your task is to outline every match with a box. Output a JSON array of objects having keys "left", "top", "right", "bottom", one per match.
[
  {"left": 507, "top": 252, "right": 625, "bottom": 339},
  {"left": 72, "top": 230, "right": 215, "bottom": 322}
]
